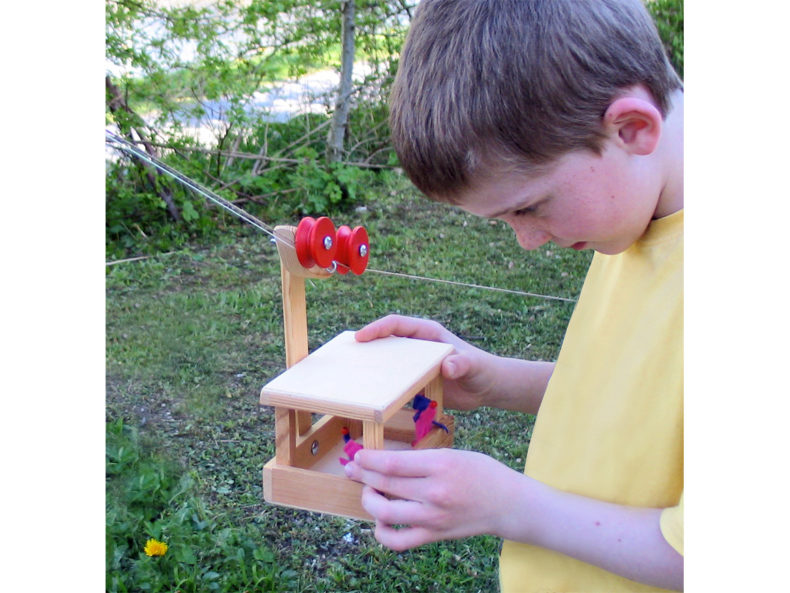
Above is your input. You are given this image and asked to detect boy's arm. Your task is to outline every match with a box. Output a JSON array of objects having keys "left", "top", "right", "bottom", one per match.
[
  {"left": 344, "top": 448, "right": 683, "bottom": 591},
  {"left": 356, "top": 315, "right": 554, "bottom": 415},
  {"left": 504, "top": 474, "right": 683, "bottom": 590},
  {"left": 485, "top": 355, "right": 554, "bottom": 414}
]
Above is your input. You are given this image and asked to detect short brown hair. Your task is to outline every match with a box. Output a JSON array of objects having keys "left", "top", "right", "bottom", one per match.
[{"left": 389, "top": 0, "right": 682, "bottom": 201}]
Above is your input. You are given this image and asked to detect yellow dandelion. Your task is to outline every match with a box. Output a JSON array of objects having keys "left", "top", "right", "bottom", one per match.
[{"left": 144, "top": 538, "right": 168, "bottom": 557}]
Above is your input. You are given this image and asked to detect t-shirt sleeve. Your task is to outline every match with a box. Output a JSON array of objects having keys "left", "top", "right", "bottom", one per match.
[{"left": 659, "top": 491, "right": 683, "bottom": 555}]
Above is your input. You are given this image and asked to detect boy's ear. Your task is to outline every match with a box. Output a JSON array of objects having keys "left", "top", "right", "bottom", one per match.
[{"left": 602, "top": 96, "right": 663, "bottom": 156}]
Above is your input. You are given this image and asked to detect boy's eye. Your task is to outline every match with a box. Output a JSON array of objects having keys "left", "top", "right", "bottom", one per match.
[
  {"left": 511, "top": 196, "right": 549, "bottom": 217},
  {"left": 513, "top": 205, "right": 537, "bottom": 216}
]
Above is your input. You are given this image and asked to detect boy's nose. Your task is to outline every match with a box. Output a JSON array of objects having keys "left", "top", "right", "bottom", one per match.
[{"left": 509, "top": 222, "right": 551, "bottom": 251}]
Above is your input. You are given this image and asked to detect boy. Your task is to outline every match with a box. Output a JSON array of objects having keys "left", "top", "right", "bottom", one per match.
[{"left": 343, "top": 0, "right": 683, "bottom": 591}]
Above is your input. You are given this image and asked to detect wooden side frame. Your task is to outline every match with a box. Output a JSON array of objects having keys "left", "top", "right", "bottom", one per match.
[{"left": 273, "top": 225, "right": 327, "bottom": 452}]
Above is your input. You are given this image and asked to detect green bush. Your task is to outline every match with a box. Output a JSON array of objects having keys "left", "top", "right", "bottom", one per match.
[
  {"left": 105, "top": 160, "right": 220, "bottom": 260},
  {"left": 105, "top": 112, "right": 395, "bottom": 260}
]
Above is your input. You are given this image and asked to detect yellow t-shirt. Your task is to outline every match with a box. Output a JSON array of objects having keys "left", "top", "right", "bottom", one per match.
[{"left": 500, "top": 211, "right": 684, "bottom": 592}]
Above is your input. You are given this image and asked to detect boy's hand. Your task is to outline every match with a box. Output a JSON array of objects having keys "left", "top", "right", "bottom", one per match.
[
  {"left": 343, "top": 447, "right": 520, "bottom": 550},
  {"left": 345, "top": 448, "right": 683, "bottom": 589},
  {"left": 355, "top": 314, "right": 497, "bottom": 411}
]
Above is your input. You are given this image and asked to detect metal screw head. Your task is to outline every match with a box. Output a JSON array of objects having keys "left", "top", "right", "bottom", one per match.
[
  {"left": 358, "top": 244, "right": 368, "bottom": 257},
  {"left": 310, "top": 440, "right": 320, "bottom": 456},
  {"left": 323, "top": 235, "right": 333, "bottom": 250}
]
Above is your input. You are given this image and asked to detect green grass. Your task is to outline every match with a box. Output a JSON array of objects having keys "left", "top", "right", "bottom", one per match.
[{"left": 106, "top": 177, "right": 591, "bottom": 592}]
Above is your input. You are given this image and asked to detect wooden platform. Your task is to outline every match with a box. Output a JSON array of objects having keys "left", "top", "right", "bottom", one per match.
[{"left": 260, "top": 331, "right": 454, "bottom": 423}]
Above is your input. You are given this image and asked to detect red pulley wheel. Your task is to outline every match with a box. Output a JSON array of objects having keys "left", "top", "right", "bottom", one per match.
[
  {"left": 309, "top": 216, "right": 337, "bottom": 268},
  {"left": 334, "top": 226, "right": 352, "bottom": 275},
  {"left": 295, "top": 217, "right": 317, "bottom": 268},
  {"left": 294, "top": 216, "right": 337, "bottom": 269},
  {"left": 343, "top": 225, "right": 370, "bottom": 275}
]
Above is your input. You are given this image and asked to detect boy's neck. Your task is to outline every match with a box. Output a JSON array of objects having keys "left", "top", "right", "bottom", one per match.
[{"left": 653, "top": 89, "right": 684, "bottom": 219}]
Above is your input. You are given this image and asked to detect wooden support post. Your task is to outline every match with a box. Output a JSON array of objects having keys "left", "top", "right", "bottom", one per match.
[
  {"left": 280, "top": 265, "right": 312, "bottom": 435},
  {"left": 362, "top": 420, "right": 384, "bottom": 450},
  {"left": 280, "top": 266, "right": 308, "bottom": 367},
  {"left": 424, "top": 374, "right": 444, "bottom": 416},
  {"left": 274, "top": 407, "right": 296, "bottom": 464},
  {"left": 273, "top": 224, "right": 330, "bottom": 438}
]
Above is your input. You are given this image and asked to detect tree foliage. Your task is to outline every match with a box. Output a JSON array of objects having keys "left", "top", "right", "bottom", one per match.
[
  {"left": 106, "top": 0, "right": 683, "bottom": 259},
  {"left": 106, "top": 0, "right": 413, "bottom": 258}
]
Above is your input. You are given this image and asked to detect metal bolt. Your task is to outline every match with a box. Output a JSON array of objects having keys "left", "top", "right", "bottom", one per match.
[
  {"left": 359, "top": 244, "right": 368, "bottom": 257},
  {"left": 323, "top": 235, "right": 333, "bottom": 250},
  {"left": 311, "top": 440, "right": 320, "bottom": 456}
]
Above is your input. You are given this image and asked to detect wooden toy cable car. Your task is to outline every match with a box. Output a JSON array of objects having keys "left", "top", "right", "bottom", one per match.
[{"left": 259, "top": 218, "right": 455, "bottom": 520}]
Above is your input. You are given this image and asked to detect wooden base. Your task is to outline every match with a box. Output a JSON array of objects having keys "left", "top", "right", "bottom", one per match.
[
  {"left": 263, "top": 408, "right": 454, "bottom": 520},
  {"left": 264, "top": 458, "right": 371, "bottom": 520}
]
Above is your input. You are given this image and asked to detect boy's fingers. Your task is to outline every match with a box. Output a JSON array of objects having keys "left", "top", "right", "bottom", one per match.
[
  {"left": 345, "top": 450, "right": 446, "bottom": 500},
  {"left": 373, "top": 520, "right": 437, "bottom": 551},
  {"left": 361, "top": 487, "right": 432, "bottom": 526},
  {"left": 347, "top": 465, "right": 420, "bottom": 500},
  {"left": 355, "top": 314, "right": 446, "bottom": 343},
  {"left": 361, "top": 490, "right": 440, "bottom": 551},
  {"left": 352, "top": 448, "right": 440, "bottom": 477},
  {"left": 354, "top": 315, "right": 407, "bottom": 341}
]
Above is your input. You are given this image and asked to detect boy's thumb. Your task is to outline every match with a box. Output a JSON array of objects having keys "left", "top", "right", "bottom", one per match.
[{"left": 443, "top": 355, "right": 464, "bottom": 379}]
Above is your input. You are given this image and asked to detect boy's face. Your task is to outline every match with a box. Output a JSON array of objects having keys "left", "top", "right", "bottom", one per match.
[{"left": 456, "top": 143, "right": 663, "bottom": 255}]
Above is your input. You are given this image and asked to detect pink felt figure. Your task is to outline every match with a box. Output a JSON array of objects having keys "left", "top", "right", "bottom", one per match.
[
  {"left": 339, "top": 426, "right": 363, "bottom": 466},
  {"left": 412, "top": 400, "right": 440, "bottom": 446}
]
